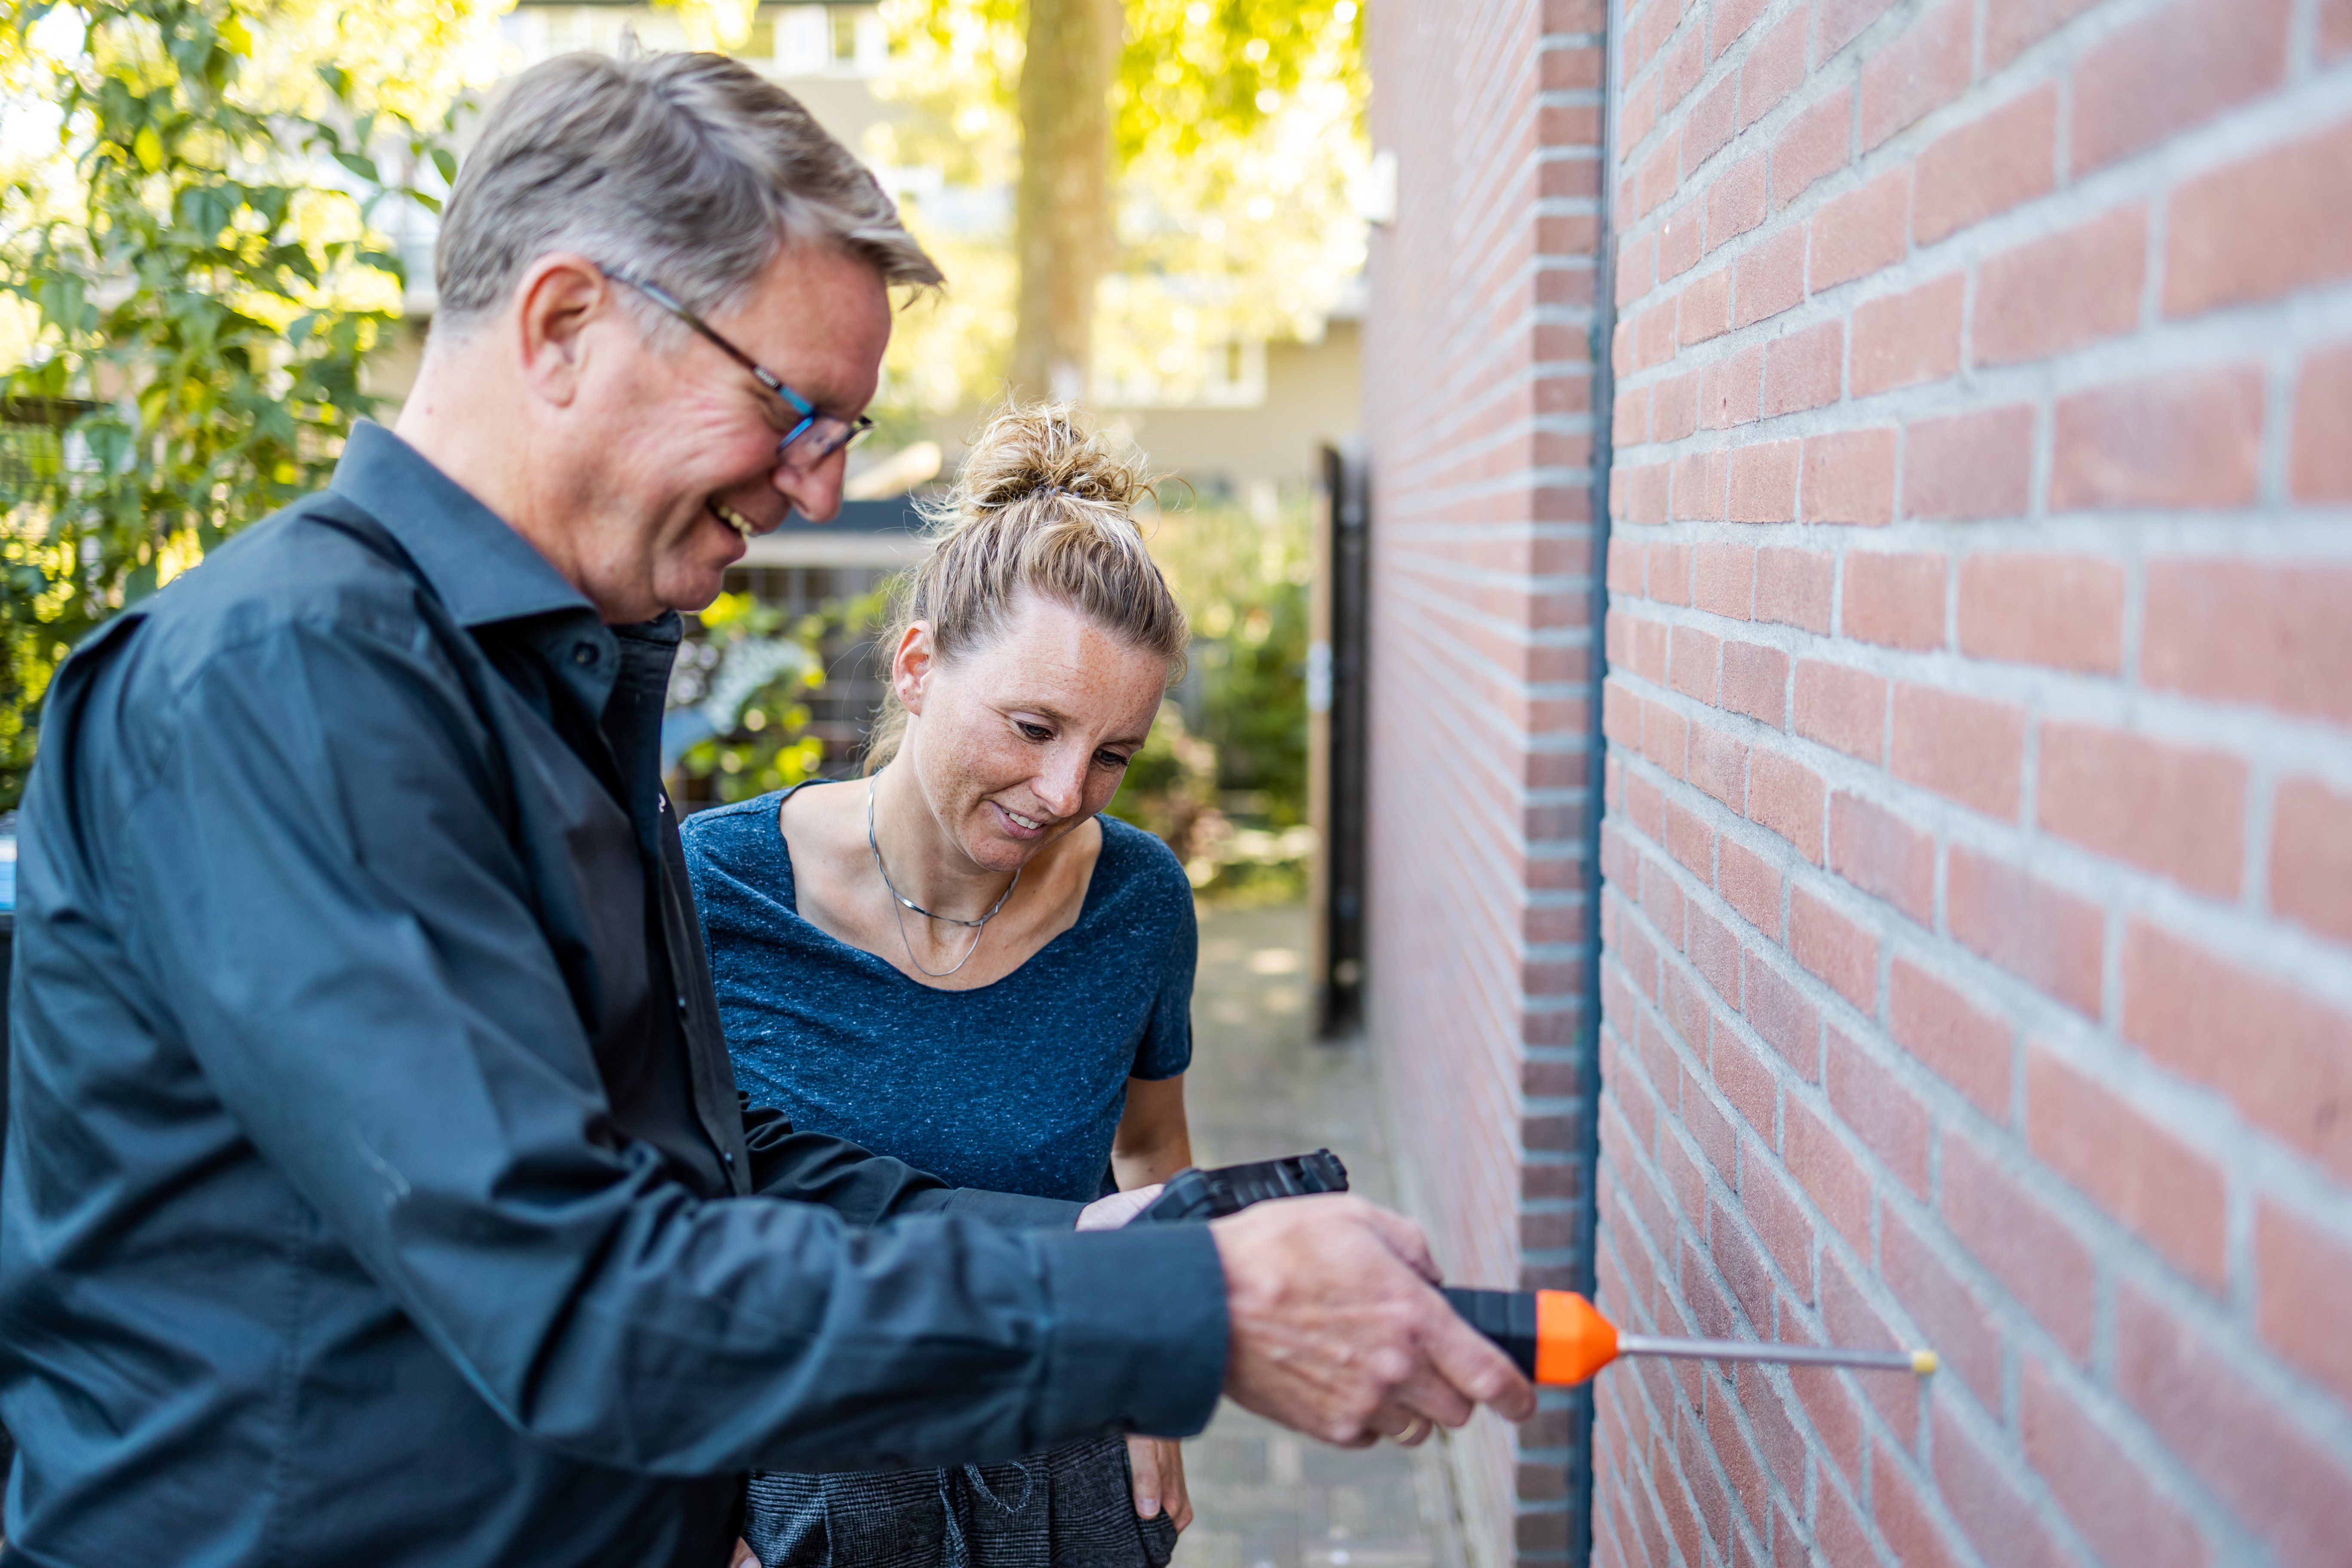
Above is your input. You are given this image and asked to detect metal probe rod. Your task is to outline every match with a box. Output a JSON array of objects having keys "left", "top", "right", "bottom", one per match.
[{"left": 1616, "top": 1333, "right": 1937, "bottom": 1375}]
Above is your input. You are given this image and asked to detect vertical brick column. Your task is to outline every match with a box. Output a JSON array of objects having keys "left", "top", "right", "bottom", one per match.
[
  {"left": 1361, "top": 2, "right": 1611, "bottom": 1564},
  {"left": 1593, "top": 1, "right": 2352, "bottom": 1565}
]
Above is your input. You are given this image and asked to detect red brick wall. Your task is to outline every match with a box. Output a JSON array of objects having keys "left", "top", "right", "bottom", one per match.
[
  {"left": 1360, "top": 0, "right": 1610, "bottom": 1563},
  {"left": 1593, "top": 0, "right": 2352, "bottom": 1565}
]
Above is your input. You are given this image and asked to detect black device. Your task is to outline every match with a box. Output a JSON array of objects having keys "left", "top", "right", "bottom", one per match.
[{"left": 1134, "top": 1148, "right": 1350, "bottom": 1223}]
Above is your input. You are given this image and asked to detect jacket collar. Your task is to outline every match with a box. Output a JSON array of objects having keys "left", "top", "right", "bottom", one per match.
[{"left": 328, "top": 420, "right": 594, "bottom": 631}]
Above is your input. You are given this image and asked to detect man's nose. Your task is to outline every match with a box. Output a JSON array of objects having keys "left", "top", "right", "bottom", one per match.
[{"left": 772, "top": 456, "right": 845, "bottom": 524}]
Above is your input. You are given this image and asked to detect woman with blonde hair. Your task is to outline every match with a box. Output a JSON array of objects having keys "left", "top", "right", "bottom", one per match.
[{"left": 682, "top": 405, "right": 1199, "bottom": 1568}]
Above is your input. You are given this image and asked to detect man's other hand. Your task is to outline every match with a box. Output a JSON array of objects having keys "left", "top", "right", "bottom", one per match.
[
  {"left": 1210, "top": 1194, "right": 1536, "bottom": 1446},
  {"left": 1077, "top": 1184, "right": 1163, "bottom": 1231}
]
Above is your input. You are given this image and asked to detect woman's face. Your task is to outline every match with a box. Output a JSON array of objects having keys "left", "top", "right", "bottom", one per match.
[{"left": 895, "top": 591, "right": 1168, "bottom": 874}]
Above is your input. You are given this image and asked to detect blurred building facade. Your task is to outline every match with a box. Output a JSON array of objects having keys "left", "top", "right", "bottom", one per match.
[{"left": 1361, "top": 1, "right": 2352, "bottom": 1566}]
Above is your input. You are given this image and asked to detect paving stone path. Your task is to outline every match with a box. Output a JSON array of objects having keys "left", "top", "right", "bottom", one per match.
[{"left": 1173, "top": 902, "right": 1465, "bottom": 1568}]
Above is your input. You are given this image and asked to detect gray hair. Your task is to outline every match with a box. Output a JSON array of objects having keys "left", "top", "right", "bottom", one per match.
[{"left": 434, "top": 51, "right": 941, "bottom": 331}]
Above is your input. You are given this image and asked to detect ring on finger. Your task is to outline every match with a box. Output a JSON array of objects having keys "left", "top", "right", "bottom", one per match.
[{"left": 1390, "top": 1416, "right": 1435, "bottom": 1447}]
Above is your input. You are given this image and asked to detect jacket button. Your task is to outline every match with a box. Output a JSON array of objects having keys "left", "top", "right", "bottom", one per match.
[
  {"left": 676, "top": 996, "right": 689, "bottom": 1015},
  {"left": 723, "top": 1151, "right": 735, "bottom": 1166},
  {"left": 572, "top": 643, "right": 597, "bottom": 666}
]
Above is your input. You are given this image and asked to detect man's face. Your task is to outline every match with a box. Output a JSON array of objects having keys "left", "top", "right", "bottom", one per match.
[{"left": 561, "top": 242, "right": 891, "bottom": 623}]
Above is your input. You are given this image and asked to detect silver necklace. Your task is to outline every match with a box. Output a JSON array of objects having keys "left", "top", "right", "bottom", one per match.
[{"left": 867, "top": 774, "right": 1021, "bottom": 979}]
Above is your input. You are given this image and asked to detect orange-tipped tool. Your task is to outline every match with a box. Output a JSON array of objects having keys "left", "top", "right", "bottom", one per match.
[{"left": 1442, "top": 1288, "right": 1938, "bottom": 1385}]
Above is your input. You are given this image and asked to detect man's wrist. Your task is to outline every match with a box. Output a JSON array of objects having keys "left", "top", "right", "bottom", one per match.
[{"left": 1032, "top": 1224, "right": 1228, "bottom": 1440}]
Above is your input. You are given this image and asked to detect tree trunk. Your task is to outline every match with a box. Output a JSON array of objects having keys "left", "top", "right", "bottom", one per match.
[{"left": 1011, "top": 0, "right": 1118, "bottom": 405}]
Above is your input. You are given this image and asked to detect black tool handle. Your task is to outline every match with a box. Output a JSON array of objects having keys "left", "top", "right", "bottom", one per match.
[
  {"left": 1133, "top": 1148, "right": 1350, "bottom": 1224},
  {"left": 1440, "top": 1287, "right": 1539, "bottom": 1380}
]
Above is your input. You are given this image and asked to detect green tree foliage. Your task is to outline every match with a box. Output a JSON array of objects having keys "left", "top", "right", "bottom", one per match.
[
  {"left": 867, "top": 0, "right": 1366, "bottom": 419},
  {"left": 0, "top": 0, "right": 475, "bottom": 805}
]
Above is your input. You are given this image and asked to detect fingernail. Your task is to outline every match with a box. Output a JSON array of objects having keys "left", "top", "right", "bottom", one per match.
[{"left": 1137, "top": 1498, "right": 1161, "bottom": 1518}]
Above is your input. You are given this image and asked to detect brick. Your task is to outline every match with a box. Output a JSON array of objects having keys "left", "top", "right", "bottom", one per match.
[
  {"left": 1666, "top": 796, "right": 1713, "bottom": 874},
  {"left": 1930, "top": 1406, "right": 2075, "bottom": 1568},
  {"left": 1817, "top": 1038, "right": 1922, "bottom": 1208},
  {"left": 1700, "top": 341, "right": 1762, "bottom": 427},
  {"left": 1790, "top": 888, "right": 1875, "bottom": 1011},
  {"left": 1807, "top": 167, "right": 1909, "bottom": 291},
  {"left": 1827, "top": 791, "right": 1933, "bottom": 923},
  {"left": 1655, "top": 542, "right": 1695, "bottom": 606},
  {"left": 2328, "top": 0, "right": 2352, "bottom": 59},
  {"left": 1874, "top": 1443, "right": 1963, "bottom": 1568},
  {"left": 1800, "top": 429, "right": 1896, "bottom": 527},
  {"left": 1818, "top": 0, "right": 1896, "bottom": 61},
  {"left": 1630, "top": 616, "right": 1668, "bottom": 682},
  {"left": 1693, "top": 544, "right": 1754, "bottom": 620},
  {"left": 2116, "top": 1283, "right": 2352, "bottom": 1568},
  {"left": 1880, "top": 1201, "right": 2003, "bottom": 1408},
  {"left": 1903, "top": 404, "right": 2034, "bottom": 520},
  {"left": 1890, "top": 684, "right": 2022, "bottom": 819},
  {"left": 1687, "top": 900, "right": 1742, "bottom": 1005},
  {"left": 1771, "top": 87, "right": 1851, "bottom": 209},
  {"left": 1710, "top": 1195, "right": 1774, "bottom": 1326},
  {"left": 1850, "top": 274, "right": 1963, "bottom": 396},
  {"left": 1985, "top": 0, "right": 2100, "bottom": 70},
  {"left": 1738, "top": 4, "right": 1807, "bottom": 129},
  {"left": 1815, "top": 1248, "right": 1916, "bottom": 1435},
  {"left": 1651, "top": 371, "right": 1698, "bottom": 441},
  {"left": 2053, "top": 366, "right": 2264, "bottom": 510},
  {"left": 2072, "top": 0, "right": 2291, "bottom": 174},
  {"left": 1690, "top": 720, "right": 1748, "bottom": 810},
  {"left": 2143, "top": 561, "right": 2352, "bottom": 726},
  {"left": 2257, "top": 1201, "right": 2352, "bottom": 1412},
  {"left": 1733, "top": 226, "right": 1806, "bottom": 328},
  {"left": 1614, "top": 382, "right": 1652, "bottom": 446},
  {"left": 1942, "top": 1130, "right": 2096, "bottom": 1358},
  {"left": 1975, "top": 202, "right": 2146, "bottom": 364},
  {"left": 1754, "top": 547, "right": 1831, "bottom": 633},
  {"left": 1888, "top": 959, "right": 2009, "bottom": 1118},
  {"left": 1706, "top": 154, "right": 1767, "bottom": 252},
  {"left": 1719, "top": 640, "right": 1786, "bottom": 725},
  {"left": 1760, "top": 319, "right": 1844, "bottom": 416},
  {"left": 1717, "top": 834, "right": 1782, "bottom": 937},
  {"left": 1647, "top": 699, "right": 1690, "bottom": 776},
  {"left": 1740, "top": 1144, "right": 1815, "bottom": 1302},
  {"left": 2123, "top": 921, "right": 2352, "bottom": 1182},
  {"left": 2295, "top": 345, "right": 2352, "bottom": 500},
  {"left": 1638, "top": 131, "right": 1683, "bottom": 219},
  {"left": 1783, "top": 1098, "right": 1868, "bottom": 1252},
  {"left": 1618, "top": 230, "right": 1657, "bottom": 308},
  {"left": 1948, "top": 848, "right": 2104, "bottom": 1016},
  {"left": 1659, "top": 21, "right": 1704, "bottom": 112},
  {"left": 2272, "top": 777, "right": 2352, "bottom": 945},
  {"left": 1670, "top": 626, "right": 1723, "bottom": 702},
  {"left": 1727, "top": 439, "right": 1799, "bottom": 522},
  {"left": 1674, "top": 447, "right": 1729, "bottom": 520},
  {"left": 1916, "top": 80, "right": 2060, "bottom": 242},
  {"left": 2036, "top": 722, "right": 2248, "bottom": 899},
  {"left": 2168, "top": 118, "right": 2352, "bottom": 318},
  {"left": 1747, "top": 747, "right": 1824, "bottom": 861},
  {"left": 1792, "top": 662, "right": 1884, "bottom": 763},
  {"left": 1685, "top": 71, "right": 1740, "bottom": 173},
  {"left": 2019, "top": 1357, "right": 2211, "bottom": 1568},
  {"left": 1619, "top": 459, "right": 1672, "bottom": 522},
  {"left": 2027, "top": 1046, "right": 2227, "bottom": 1289},
  {"left": 1840, "top": 552, "right": 1945, "bottom": 651},
  {"left": 1859, "top": 0, "right": 1971, "bottom": 151},
  {"left": 1677, "top": 259, "right": 1726, "bottom": 341},
  {"left": 1956, "top": 553, "right": 2125, "bottom": 674},
  {"left": 1743, "top": 954, "right": 1817, "bottom": 1079}
]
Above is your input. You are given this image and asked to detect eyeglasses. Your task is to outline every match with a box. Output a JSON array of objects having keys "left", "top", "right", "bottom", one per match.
[{"left": 603, "top": 268, "right": 873, "bottom": 472}]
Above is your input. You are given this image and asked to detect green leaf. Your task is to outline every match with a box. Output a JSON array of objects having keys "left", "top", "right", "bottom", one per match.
[
  {"left": 333, "top": 150, "right": 380, "bottom": 184},
  {"left": 132, "top": 126, "right": 163, "bottom": 172},
  {"left": 431, "top": 147, "right": 457, "bottom": 184}
]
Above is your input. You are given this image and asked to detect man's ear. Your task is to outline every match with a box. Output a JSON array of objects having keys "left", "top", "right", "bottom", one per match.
[
  {"left": 895, "top": 622, "right": 935, "bottom": 717},
  {"left": 512, "top": 253, "right": 612, "bottom": 408}
]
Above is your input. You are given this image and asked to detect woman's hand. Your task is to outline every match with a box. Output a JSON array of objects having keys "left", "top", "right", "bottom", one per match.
[
  {"left": 1126, "top": 1435, "right": 1193, "bottom": 1531},
  {"left": 1077, "top": 1184, "right": 1162, "bottom": 1230},
  {"left": 730, "top": 1540, "right": 762, "bottom": 1568}
]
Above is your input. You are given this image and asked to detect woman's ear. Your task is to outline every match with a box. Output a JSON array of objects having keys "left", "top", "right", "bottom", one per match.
[{"left": 894, "top": 622, "right": 935, "bottom": 717}]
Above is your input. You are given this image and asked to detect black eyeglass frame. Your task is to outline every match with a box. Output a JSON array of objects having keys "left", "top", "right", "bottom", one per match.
[{"left": 603, "top": 268, "right": 874, "bottom": 470}]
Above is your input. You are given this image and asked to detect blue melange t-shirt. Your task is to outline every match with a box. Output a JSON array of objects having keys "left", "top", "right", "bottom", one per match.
[{"left": 679, "top": 783, "right": 1197, "bottom": 1203}]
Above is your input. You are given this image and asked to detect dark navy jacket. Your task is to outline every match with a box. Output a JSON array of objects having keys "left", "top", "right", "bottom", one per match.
[{"left": 0, "top": 422, "right": 1225, "bottom": 1566}]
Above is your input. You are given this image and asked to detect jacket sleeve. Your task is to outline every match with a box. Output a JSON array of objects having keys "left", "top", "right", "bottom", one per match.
[
  {"left": 738, "top": 1096, "right": 1085, "bottom": 1229},
  {"left": 113, "top": 621, "right": 1225, "bottom": 1476}
]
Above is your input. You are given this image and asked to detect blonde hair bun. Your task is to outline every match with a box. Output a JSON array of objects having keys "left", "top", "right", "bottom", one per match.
[{"left": 865, "top": 401, "right": 1188, "bottom": 772}]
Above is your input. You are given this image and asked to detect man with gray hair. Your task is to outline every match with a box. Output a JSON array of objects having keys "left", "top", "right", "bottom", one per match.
[{"left": 0, "top": 50, "right": 1528, "bottom": 1567}]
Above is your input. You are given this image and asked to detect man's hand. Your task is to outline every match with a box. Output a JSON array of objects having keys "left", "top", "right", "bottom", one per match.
[
  {"left": 1211, "top": 1194, "right": 1535, "bottom": 1446},
  {"left": 1126, "top": 1435, "right": 1192, "bottom": 1531},
  {"left": 1077, "top": 1184, "right": 1164, "bottom": 1231}
]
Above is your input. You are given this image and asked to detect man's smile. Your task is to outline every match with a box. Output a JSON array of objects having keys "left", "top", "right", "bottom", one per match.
[{"left": 708, "top": 496, "right": 763, "bottom": 540}]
